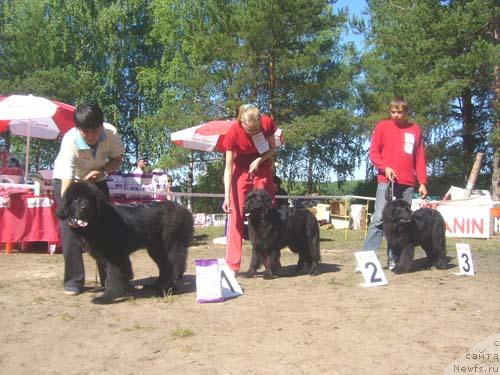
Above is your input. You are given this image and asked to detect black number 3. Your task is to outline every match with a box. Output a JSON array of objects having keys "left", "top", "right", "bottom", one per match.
[
  {"left": 365, "top": 262, "right": 382, "bottom": 283},
  {"left": 461, "top": 253, "right": 471, "bottom": 273}
]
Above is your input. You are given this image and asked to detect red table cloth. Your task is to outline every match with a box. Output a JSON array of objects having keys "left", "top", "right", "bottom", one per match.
[{"left": 0, "top": 193, "right": 60, "bottom": 244}]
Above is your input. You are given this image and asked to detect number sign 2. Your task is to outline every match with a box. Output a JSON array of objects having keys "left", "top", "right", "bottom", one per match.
[
  {"left": 354, "top": 251, "right": 388, "bottom": 287},
  {"left": 455, "top": 243, "right": 475, "bottom": 276}
]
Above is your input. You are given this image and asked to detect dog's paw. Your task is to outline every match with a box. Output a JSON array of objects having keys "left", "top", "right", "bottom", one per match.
[
  {"left": 309, "top": 269, "right": 320, "bottom": 276},
  {"left": 435, "top": 258, "right": 448, "bottom": 270},
  {"left": 309, "top": 262, "right": 320, "bottom": 276},
  {"left": 91, "top": 294, "right": 115, "bottom": 304},
  {"left": 263, "top": 271, "right": 276, "bottom": 280},
  {"left": 239, "top": 268, "right": 257, "bottom": 278},
  {"left": 142, "top": 282, "right": 161, "bottom": 292}
]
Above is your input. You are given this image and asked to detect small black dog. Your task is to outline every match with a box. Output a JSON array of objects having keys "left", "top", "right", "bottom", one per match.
[
  {"left": 383, "top": 199, "right": 447, "bottom": 274},
  {"left": 244, "top": 189, "right": 321, "bottom": 279}
]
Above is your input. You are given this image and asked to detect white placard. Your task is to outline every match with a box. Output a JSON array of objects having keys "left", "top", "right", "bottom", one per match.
[
  {"left": 218, "top": 259, "right": 244, "bottom": 299},
  {"left": 354, "top": 251, "right": 388, "bottom": 287},
  {"left": 436, "top": 204, "right": 490, "bottom": 239},
  {"left": 0, "top": 196, "right": 11, "bottom": 208},
  {"left": 194, "top": 258, "right": 243, "bottom": 303},
  {"left": 26, "top": 196, "right": 54, "bottom": 208},
  {"left": 455, "top": 243, "right": 475, "bottom": 276}
]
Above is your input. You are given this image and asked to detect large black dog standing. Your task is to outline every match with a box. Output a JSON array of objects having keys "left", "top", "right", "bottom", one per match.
[
  {"left": 244, "top": 189, "right": 321, "bottom": 279},
  {"left": 382, "top": 199, "right": 447, "bottom": 274},
  {"left": 56, "top": 182, "right": 193, "bottom": 304}
]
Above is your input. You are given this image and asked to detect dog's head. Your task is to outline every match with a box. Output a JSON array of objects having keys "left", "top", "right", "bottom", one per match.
[
  {"left": 411, "top": 208, "right": 428, "bottom": 232},
  {"left": 56, "top": 182, "right": 107, "bottom": 228},
  {"left": 382, "top": 199, "right": 412, "bottom": 228},
  {"left": 244, "top": 189, "right": 273, "bottom": 220}
]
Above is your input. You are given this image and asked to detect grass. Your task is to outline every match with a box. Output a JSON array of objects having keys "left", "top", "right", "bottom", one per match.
[
  {"left": 193, "top": 225, "right": 500, "bottom": 253},
  {"left": 193, "top": 225, "right": 366, "bottom": 251},
  {"left": 159, "top": 286, "right": 179, "bottom": 304},
  {"left": 192, "top": 226, "right": 225, "bottom": 246},
  {"left": 171, "top": 327, "right": 194, "bottom": 338}
]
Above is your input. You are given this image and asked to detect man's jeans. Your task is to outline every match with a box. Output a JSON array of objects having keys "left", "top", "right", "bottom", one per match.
[{"left": 363, "top": 182, "right": 414, "bottom": 260}]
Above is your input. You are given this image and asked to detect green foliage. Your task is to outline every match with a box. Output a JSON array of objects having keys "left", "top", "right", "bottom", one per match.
[
  {"left": 363, "top": 0, "right": 498, "bottom": 181},
  {"left": 144, "top": 0, "right": 361, "bottom": 191},
  {"left": 0, "top": 0, "right": 497, "bottom": 193},
  {"left": 192, "top": 158, "right": 225, "bottom": 213}
]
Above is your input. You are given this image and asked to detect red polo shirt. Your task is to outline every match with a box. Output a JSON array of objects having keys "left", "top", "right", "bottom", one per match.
[
  {"left": 222, "top": 115, "right": 277, "bottom": 169},
  {"left": 369, "top": 119, "right": 427, "bottom": 186}
]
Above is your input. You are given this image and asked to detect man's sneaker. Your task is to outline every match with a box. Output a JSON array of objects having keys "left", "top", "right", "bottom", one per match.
[
  {"left": 63, "top": 287, "right": 81, "bottom": 296},
  {"left": 388, "top": 259, "right": 396, "bottom": 270}
]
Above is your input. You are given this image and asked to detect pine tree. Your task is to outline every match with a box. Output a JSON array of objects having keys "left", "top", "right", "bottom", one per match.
[{"left": 363, "top": 0, "right": 497, "bottom": 186}]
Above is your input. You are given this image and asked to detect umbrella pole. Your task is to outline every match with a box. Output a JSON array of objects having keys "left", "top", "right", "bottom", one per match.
[
  {"left": 187, "top": 150, "right": 193, "bottom": 212},
  {"left": 24, "top": 121, "right": 31, "bottom": 183}
]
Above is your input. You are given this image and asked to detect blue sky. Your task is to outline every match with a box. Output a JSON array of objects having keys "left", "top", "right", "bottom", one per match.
[
  {"left": 334, "top": 0, "right": 368, "bottom": 47},
  {"left": 334, "top": 0, "right": 369, "bottom": 180}
]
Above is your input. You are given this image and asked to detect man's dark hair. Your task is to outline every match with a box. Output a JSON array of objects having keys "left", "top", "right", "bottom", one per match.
[
  {"left": 7, "top": 157, "right": 21, "bottom": 168},
  {"left": 74, "top": 103, "right": 104, "bottom": 130}
]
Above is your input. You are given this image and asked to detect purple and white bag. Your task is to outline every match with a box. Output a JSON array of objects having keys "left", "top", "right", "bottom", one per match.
[
  {"left": 195, "top": 258, "right": 243, "bottom": 303},
  {"left": 195, "top": 259, "right": 224, "bottom": 303}
]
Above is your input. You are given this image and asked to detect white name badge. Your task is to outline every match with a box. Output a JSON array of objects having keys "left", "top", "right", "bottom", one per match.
[
  {"left": 252, "top": 132, "right": 270, "bottom": 155},
  {"left": 404, "top": 132, "right": 415, "bottom": 154},
  {"left": 354, "top": 251, "right": 388, "bottom": 287},
  {"left": 454, "top": 243, "right": 475, "bottom": 276}
]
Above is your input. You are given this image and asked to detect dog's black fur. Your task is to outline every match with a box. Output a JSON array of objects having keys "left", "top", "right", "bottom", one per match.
[
  {"left": 383, "top": 199, "right": 447, "bottom": 274},
  {"left": 56, "top": 182, "right": 193, "bottom": 304},
  {"left": 244, "top": 189, "right": 321, "bottom": 279}
]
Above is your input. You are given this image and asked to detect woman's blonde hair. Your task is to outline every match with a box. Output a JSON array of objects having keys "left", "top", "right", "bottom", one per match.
[{"left": 238, "top": 104, "right": 261, "bottom": 131}]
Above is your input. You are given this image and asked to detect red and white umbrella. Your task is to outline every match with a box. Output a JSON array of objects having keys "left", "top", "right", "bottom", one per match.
[
  {"left": 171, "top": 119, "right": 284, "bottom": 152},
  {"left": 0, "top": 94, "right": 76, "bottom": 180},
  {"left": 0, "top": 95, "right": 75, "bottom": 138}
]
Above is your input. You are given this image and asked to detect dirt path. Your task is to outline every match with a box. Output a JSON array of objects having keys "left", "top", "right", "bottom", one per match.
[{"left": 0, "top": 240, "right": 498, "bottom": 375}]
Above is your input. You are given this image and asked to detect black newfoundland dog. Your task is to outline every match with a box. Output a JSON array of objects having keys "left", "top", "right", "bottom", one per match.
[
  {"left": 243, "top": 189, "right": 321, "bottom": 279},
  {"left": 382, "top": 199, "right": 447, "bottom": 274},
  {"left": 56, "top": 182, "right": 193, "bottom": 304}
]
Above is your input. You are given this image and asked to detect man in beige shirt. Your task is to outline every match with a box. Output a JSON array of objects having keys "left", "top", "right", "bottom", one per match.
[{"left": 53, "top": 103, "right": 124, "bottom": 295}]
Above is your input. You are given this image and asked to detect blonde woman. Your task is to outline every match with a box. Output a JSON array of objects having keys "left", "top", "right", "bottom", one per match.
[{"left": 222, "top": 104, "right": 276, "bottom": 273}]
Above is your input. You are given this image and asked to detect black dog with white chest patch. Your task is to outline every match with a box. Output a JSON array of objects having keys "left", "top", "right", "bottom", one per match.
[
  {"left": 244, "top": 189, "right": 321, "bottom": 279},
  {"left": 383, "top": 199, "right": 447, "bottom": 274},
  {"left": 56, "top": 182, "right": 193, "bottom": 304}
]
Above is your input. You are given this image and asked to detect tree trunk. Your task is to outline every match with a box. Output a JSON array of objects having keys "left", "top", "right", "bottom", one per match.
[
  {"left": 461, "top": 87, "right": 475, "bottom": 184},
  {"left": 307, "top": 144, "right": 314, "bottom": 194},
  {"left": 268, "top": 46, "right": 276, "bottom": 120},
  {"left": 492, "top": 8, "right": 500, "bottom": 200}
]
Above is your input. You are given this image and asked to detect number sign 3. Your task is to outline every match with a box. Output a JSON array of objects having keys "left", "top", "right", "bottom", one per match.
[{"left": 455, "top": 243, "right": 475, "bottom": 276}]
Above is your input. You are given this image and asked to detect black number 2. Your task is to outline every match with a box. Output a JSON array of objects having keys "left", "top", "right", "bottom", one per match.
[
  {"left": 461, "top": 253, "right": 471, "bottom": 273},
  {"left": 365, "top": 262, "right": 382, "bottom": 283}
]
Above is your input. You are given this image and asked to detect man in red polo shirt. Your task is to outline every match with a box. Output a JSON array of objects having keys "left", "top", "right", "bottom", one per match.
[{"left": 363, "top": 97, "right": 428, "bottom": 270}]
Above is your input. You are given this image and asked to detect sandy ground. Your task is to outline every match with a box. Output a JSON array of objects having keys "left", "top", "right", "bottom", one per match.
[{"left": 0, "top": 236, "right": 499, "bottom": 375}]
